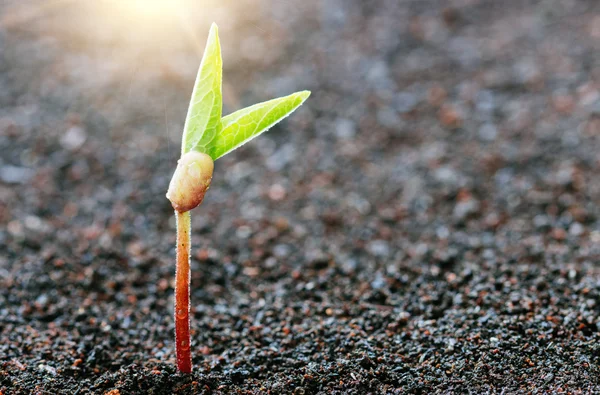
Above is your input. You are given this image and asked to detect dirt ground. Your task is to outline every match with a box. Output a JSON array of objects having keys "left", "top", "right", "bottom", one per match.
[{"left": 3, "top": 0, "right": 600, "bottom": 394}]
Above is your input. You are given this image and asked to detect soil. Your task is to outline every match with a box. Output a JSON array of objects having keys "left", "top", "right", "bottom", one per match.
[{"left": 2, "top": 0, "right": 600, "bottom": 394}]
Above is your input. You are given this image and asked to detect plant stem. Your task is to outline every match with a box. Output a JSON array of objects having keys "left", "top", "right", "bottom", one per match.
[{"left": 175, "top": 210, "right": 192, "bottom": 373}]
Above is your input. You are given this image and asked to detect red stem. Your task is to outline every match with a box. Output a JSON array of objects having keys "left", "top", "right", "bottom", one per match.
[{"left": 175, "top": 210, "right": 192, "bottom": 373}]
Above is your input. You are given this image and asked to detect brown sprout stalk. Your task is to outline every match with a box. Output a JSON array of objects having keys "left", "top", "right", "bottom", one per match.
[
  {"left": 167, "top": 151, "right": 214, "bottom": 373},
  {"left": 174, "top": 210, "right": 192, "bottom": 373}
]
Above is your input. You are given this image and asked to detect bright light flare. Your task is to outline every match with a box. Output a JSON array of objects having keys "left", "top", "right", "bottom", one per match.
[
  {"left": 91, "top": 0, "right": 211, "bottom": 51},
  {"left": 101, "top": 0, "right": 180, "bottom": 21}
]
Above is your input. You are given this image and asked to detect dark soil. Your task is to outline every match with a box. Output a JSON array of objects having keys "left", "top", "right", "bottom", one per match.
[{"left": 3, "top": 0, "right": 600, "bottom": 394}]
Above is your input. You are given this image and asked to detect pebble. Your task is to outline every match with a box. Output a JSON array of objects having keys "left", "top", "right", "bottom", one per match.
[
  {"left": 0, "top": 165, "right": 34, "bottom": 184},
  {"left": 395, "top": 92, "right": 418, "bottom": 113},
  {"left": 367, "top": 240, "right": 390, "bottom": 257},
  {"left": 439, "top": 104, "right": 463, "bottom": 128},
  {"left": 453, "top": 198, "right": 480, "bottom": 221},
  {"left": 334, "top": 118, "right": 356, "bottom": 139},
  {"left": 478, "top": 123, "right": 498, "bottom": 141},
  {"left": 377, "top": 107, "right": 403, "bottom": 129},
  {"left": 38, "top": 364, "right": 57, "bottom": 376},
  {"left": 60, "top": 125, "right": 87, "bottom": 151}
]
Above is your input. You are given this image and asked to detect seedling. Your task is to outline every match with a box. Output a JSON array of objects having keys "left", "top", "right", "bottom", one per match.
[{"left": 166, "top": 23, "right": 310, "bottom": 373}]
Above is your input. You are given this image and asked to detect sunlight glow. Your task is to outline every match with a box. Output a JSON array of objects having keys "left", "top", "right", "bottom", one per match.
[
  {"left": 92, "top": 0, "right": 216, "bottom": 52},
  {"left": 102, "top": 0, "right": 179, "bottom": 21}
]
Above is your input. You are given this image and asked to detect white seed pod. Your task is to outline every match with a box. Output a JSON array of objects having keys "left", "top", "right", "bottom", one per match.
[{"left": 166, "top": 151, "right": 214, "bottom": 213}]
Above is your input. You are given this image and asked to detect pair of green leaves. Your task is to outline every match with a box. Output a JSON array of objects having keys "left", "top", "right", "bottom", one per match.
[{"left": 181, "top": 23, "right": 310, "bottom": 160}]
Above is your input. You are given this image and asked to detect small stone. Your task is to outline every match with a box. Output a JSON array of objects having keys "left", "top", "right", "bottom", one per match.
[
  {"left": 35, "top": 294, "right": 48, "bottom": 307},
  {"left": 478, "top": 123, "right": 498, "bottom": 141},
  {"left": 268, "top": 184, "right": 286, "bottom": 201},
  {"left": 533, "top": 215, "right": 550, "bottom": 229},
  {"left": 377, "top": 107, "right": 402, "bottom": 129},
  {"left": 335, "top": 118, "right": 356, "bottom": 139},
  {"left": 514, "top": 57, "right": 542, "bottom": 87},
  {"left": 402, "top": 176, "right": 424, "bottom": 204},
  {"left": 398, "top": 311, "right": 411, "bottom": 321},
  {"left": 60, "top": 126, "right": 87, "bottom": 151},
  {"left": 236, "top": 225, "right": 252, "bottom": 239},
  {"left": 367, "top": 240, "right": 390, "bottom": 257},
  {"left": 0, "top": 165, "right": 34, "bottom": 184},
  {"left": 552, "top": 92, "right": 574, "bottom": 115},
  {"left": 38, "top": 364, "right": 56, "bottom": 376},
  {"left": 427, "top": 84, "right": 447, "bottom": 107},
  {"left": 24, "top": 215, "right": 47, "bottom": 232},
  {"left": 273, "top": 244, "right": 290, "bottom": 257},
  {"left": 7, "top": 220, "right": 24, "bottom": 237},
  {"left": 434, "top": 167, "right": 460, "bottom": 186},
  {"left": 371, "top": 273, "right": 387, "bottom": 289},
  {"left": 395, "top": 92, "right": 418, "bottom": 113},
  {"left": 439, "top": 104, "right": 463, "bottom": 128},
  {"left": 0, "top": 117, "right": 19, "bottom": 137},
  {"left": 578, "top": 84, "right": 599, "bottom": 108},
  {"left": 551, "top": 228, "right": 566, "bottom": 241},
  {"left": 475, "top": 90, "right": 495, "bottom": 114},
  {"left": 342, "top": 258, "right": 358, "bottom": 273},
  {"left": 569, "top": 223, "right": 584, "bottom": 237},
  {"left": 586, "top": 299, "right": 596, "bottom": 308},
  {"left": 453, "top": 197, "right": 479, "bottom": 221}
]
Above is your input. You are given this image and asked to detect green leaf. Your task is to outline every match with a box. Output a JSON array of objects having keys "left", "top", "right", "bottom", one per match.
[
  {"left": 198, "top": 91, "right": 310, "bottom": 160},
  {"left": 181, "top": 23, "right": 222, "bottom": 155}
]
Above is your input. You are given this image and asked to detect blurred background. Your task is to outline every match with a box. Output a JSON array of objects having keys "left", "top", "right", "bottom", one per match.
[
  {"left": 3, "top": 0, "right": 599, "bottom": 253},
  {"left": 3, "top": 0, "right": 600, "bottom": 392}
]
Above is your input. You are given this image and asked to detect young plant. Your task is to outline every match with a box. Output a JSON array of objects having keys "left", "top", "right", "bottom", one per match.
[{"left": 166, "top": 23, "right": 310, "bottom": 373}]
